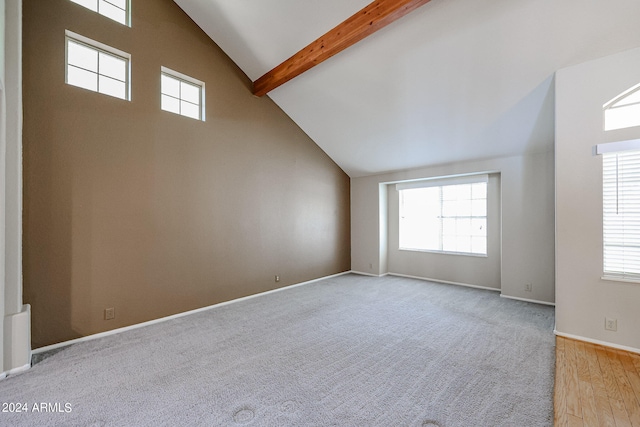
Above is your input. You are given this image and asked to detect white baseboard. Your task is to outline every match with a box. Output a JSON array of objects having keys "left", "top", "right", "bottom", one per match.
[
  {"left": 554, "top": 330, "right": 640, "bottom": 355},
  {"left": 33, "top": 271, "right": 351, "bottom": 355},
  {"left": 500, "top": 294, "right": 556, "bottom": 306},
  {"left": 350, "top": 270, "right": 388, "bottom": 277},
  {"left": 387, "top": 272, "right": 501, "bottom": 292}
]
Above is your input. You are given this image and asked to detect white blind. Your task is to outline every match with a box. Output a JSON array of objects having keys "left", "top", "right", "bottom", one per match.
[{"left": 603, "top": 149, "right": 640, "bottom": 279}]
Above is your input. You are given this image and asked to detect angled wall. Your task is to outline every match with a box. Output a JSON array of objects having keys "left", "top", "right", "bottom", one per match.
[{"left": 23, "top": 0, "right": 350, "bottom": 348}]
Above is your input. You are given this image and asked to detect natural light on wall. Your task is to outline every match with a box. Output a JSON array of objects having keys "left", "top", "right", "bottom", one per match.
[
  {"left": 397, "top": 175, "right": 488, "bottom": 256},
  {"left": 70, "top": 0, "right": 129, "bottom": 26},
  {"left": 604, "top": 84, "right": 640, "bottom": 131}
]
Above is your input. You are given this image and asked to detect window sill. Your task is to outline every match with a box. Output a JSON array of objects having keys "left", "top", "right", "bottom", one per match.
[
  {"left": 601, "top": 275, "right": 640, "bottom": 284},
  {"left": 399, "top": 248, "right": 488, "bottom": 258}
]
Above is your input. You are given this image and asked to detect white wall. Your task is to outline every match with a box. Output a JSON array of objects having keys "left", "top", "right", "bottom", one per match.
[
  {"left": 1, "top": 0, "right": 29, "bottom": 376},
  {"left": 386, "top": 174, "right": 501, "bottom": 290},
  {"left": 555, "top": 46, "right": 640, "bottom": 352},
  {"left": 351, "top": 151, "right": 555, "bottom": 303}
]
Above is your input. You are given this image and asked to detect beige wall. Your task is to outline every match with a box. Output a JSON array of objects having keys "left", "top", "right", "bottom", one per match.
[
  {"left": 386, "top": 174, "right": 501, "bottom": 290},
  {"left": 352, "top": 151, "right": 555, "bottom": 304},
  {"left": 23, "top": 0, "right": 350, "bottom": 348},
  {"left": 555, "top": 46, "right": 640, "bottom": 351}
]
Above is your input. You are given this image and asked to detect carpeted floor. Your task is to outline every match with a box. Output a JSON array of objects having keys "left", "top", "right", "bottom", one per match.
[{"left": 0, "top": 274, "right": 555, "bottom": 426}]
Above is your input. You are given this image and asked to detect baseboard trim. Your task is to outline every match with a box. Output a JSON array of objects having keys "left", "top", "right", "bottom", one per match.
[
  {"left": 33, "top": 270, "right": 351, "bottom": 355},
  {"left": 350, "top": 270, "right": 388, "bottom": 277},
  {"left": 554, "top": 330, "right": 640, "bottom": 355},
  {"left": 5, "top": 363, "right": 31, "bottom": 376},
  {"left": 500, "top": 294, "right": 556, "bottom": 306},
  {"left": 387, "top": 272, "right": 500, "bottom": 292}
]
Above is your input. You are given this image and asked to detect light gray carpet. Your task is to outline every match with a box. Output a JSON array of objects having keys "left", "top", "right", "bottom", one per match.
[{"left": 0, "top": 274, "right": 555, "bottom": 426}]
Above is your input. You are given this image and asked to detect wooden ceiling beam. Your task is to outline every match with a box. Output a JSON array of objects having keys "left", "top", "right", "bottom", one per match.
[{"left": 252, "top": 0, "right": 432, "bottom": 97}]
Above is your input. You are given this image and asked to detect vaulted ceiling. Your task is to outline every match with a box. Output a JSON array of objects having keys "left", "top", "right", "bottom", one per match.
[{"left": 174, "top": 0, "right": 640, "bottom": 177}]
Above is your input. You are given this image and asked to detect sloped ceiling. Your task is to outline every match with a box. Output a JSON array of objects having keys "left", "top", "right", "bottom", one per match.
[{"left": 174, "top": 0, "right": 640, "bottom": 177}]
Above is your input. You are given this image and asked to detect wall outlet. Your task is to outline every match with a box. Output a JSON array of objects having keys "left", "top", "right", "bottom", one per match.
[
  {"left": 524, "top": 283, "right": 532, "bottom": 292},
  {"left": 605, "top": 317, "right": 617, "bottom": 332},
  {"left": 275, "top": 275, "right": 280, "bottom": 283},
  {"left": 104, "top": 307, "right": 115, "bottom": 320}
]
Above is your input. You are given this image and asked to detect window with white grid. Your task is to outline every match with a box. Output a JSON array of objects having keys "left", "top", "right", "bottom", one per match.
[
  {"left": 69, "top": 0, "right": 130, "bottom": 26},
  {"left": 65, "top": 32, "right": 130, "bottom": 101},
  {"left": 161, "top": 68, "right": 205, "bottom": 121},
  {"left": 398, "top": 176, "right": 488, "bottom": 256}
]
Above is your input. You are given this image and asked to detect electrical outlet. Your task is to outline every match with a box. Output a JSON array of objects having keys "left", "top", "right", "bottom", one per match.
[
  {"left": 104, "top": 307, "right": 115, "bottom": 320},
  {"left": 275, "top": 275, "right": 280, "bottom": 283},
  {"left": 524, "top": 283, "right": 532, "bottom": 292},
  {"left": 605, "top": 317, "right": 617, "bottom": 332}
]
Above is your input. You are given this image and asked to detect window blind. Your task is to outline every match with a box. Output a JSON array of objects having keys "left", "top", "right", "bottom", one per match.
[{"left": 603, "top": 149, "right": 640, "bottom": 279}]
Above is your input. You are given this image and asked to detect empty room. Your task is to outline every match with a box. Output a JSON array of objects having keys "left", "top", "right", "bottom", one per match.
[{"left": 0, "top": 0, "right": 639, "bottom": 425}]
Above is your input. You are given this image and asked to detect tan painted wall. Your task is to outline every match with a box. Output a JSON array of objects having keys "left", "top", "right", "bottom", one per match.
[{"left": 23, "top": 0, "right": 350, "bottom": 348}]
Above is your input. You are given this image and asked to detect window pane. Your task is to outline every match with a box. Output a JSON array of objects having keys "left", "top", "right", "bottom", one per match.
[
  {"left": 472, "top": 182, "right": 487, "bottom": 199},
  {"left": 456, "top": 200, "right": 472, "bottom": 216},
  {"left": 441, "top": 185, "right": 457, "bottom": 201},
  {"left": 442, "top": 235, "right": 456, "bottom": 252},
  {"left": 456, "top": 218, "right": 471, "bottom": 236},
  {"left": 103, "top": 0, "right": 127, "bottom": 10},
  {"left": 70, "top": 0, "right": 98, "bottom": 12},
  {"left": 441, "top": 200, "right": 456, "bottom": 217},
  {"left": 99, "top": 52, "right": 126, "bottom": 81},
  {"left": 98, "top": 0, "right": 127, "bottom": 25},
  {"left": 605, "top": 104, "right": 640, "bottom": 131},
  {"left": 98, "top": 75, "right": 126, "bottom": 99},
  {"left": 471, "top": 218, "right": 486, "bottom": 236},
  {"left": 161, "top": 74, "right": 180, "bottom": 98},
  {"left": 442, "top": 218, "right": 456, "bottom": 236},
  {"left": 456, "top": 236, "right": 471, "bottom": 253},
  {"left": 181, "top": 101, "right": 200, "bottom": 120},
  {"left": 67, "top": 65, "right": 98, "bottom": 91},
  {"left": 161, "top": 94, "right": 180, "bottom": 114},
  {"left": 181, "top": 81, "right": 200, "bottom": 104},
  {"left": 68, "top": 40, "right": 98, "bottom": 72},
  {"left": 472, "top": 199, "right": 487, "bottom": 217},
  {"left": 612, "top": 89, "right": 640, "bottom": 107}
]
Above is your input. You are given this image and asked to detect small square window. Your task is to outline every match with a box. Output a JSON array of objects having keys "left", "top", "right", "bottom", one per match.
[
  {"left": 65, "top": 31, "right": 130, "bottom": 101},
  {"left": 161, "top": 67, "right": 205, "bottom": 121},
  {"left": 69, "top": 0, "right": 130, "bottom": 26}
]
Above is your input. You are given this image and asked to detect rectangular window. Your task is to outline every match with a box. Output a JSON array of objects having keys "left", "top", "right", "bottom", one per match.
[
  {"left": 398, "top": 176, "right": 488, "bottom": 256},
  {"left": 603, "top": 149, "right": 640, "bottom": 280},
  {"left": 161, "top": 67, "right": 205, "bottom": 121},
  {"left": 69, "top": 0, "right": 130, "bottom": 26},
  {"left": 65, "top": 31, "right": 130, "bottom": 101}
]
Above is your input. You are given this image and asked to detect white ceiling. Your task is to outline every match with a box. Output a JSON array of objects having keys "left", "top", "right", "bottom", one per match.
[{"left": 174, "top": 0, "right": 640, "bottom": 178}]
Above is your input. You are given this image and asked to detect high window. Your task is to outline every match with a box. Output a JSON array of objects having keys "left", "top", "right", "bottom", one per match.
[
  {"left": 69, "top": 0, "right": 130, "bottom": 26},
  {"left": 161, "top": 67, "right": 205, "bottom": 121},
  {"left": 398, "top": 175, "right": 488, "bottom": 255},
  {"left": 602, "top": 148, "right": 640, "bottom": 280},
  {"left": 65, "top": 31, "right": 130, "bottom": 101},
  {"left": 604, "top": 83, "right": 640, "bottom": 131}
]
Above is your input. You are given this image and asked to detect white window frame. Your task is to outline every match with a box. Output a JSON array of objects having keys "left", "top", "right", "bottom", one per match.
[
  {"left": 65, "top": 30, "right": 131, "bottom": 101},
  {"left": 604, "top": 83, "right": 640, "bottom": 131},
  {"left": 396, "top": 174, "right": 488, "bottom": 257},
  {"left": 160, "top": 66, "right": 205, "bottom": 121},
  {"left": 69, "top": 0, "right": 131, "bottom": 27},
  {"left": 598, "top": 139, "right": 640, "bottom": 283}
]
